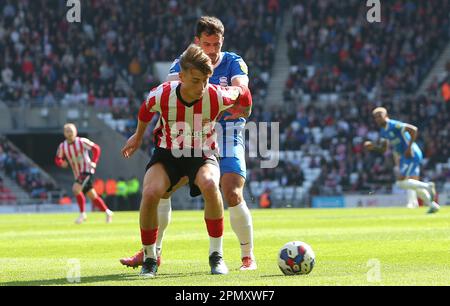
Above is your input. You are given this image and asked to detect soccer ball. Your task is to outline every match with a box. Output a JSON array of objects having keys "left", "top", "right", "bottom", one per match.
[{"left": 278, "top": 241, "right": 315, "bottom": 275}]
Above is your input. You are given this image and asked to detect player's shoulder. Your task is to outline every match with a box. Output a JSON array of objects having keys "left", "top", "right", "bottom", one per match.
[
  {"left": 223, "top": 51, "right": 243, "bottom": 59},
  {"left": 223, "top": 51, "right": 248, "bottom": 75},
  {"left": 79, "top": 137, "right": 94, "bottom": 144},
  {"left": 168, "top": 58, "right": 181, "bottom": 74},
  {"left": 147, "top": 81, "right": 177, "bottom": 99},
  {"left": 388, "top": 119, "right": 405, "bottom": 129}
]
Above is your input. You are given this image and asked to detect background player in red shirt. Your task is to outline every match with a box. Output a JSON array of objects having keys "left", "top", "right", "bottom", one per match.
[
  {"left": 121, "top": 44, "right": 252, "bottom": 277},
  {"left": 55, "top": 123, "right": 114, "bottom": 224}
]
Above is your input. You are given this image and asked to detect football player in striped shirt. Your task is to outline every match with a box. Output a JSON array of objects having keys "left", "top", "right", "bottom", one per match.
[
  {"left": 121, "top": 44, "right": 252, "bottom": 277},
  {"left": 55, "top": 123, "right": 114, "bottom": 224},
  {"left": 364, "top": 107, "right": 439, "bottom": 213},
  {"left": 120, "top": 16, "right": 257, "bottom": 272}
]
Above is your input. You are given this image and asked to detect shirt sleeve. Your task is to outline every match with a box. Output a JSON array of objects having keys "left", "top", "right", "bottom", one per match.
[
  {"left": 80, "top": 137, "right": 95, "bottom": 150},
  {"left": 56, "top": 143, "right": 64, "bottom": 158},
  {"left": 139, "top": 84, "right": 163, "bottom": 122},
  {"left": 229, "top": 55, "right": 249, "bottom": 81},
  {"left": 168, "top": 58, "right": 181, "bottom": 78},
  {"left": 216, "top": 85, "right": 252, "bottom": 112}
]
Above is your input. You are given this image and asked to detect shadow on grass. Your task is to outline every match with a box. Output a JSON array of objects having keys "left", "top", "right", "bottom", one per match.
[{"left": 2, "top": 271, "right": 210, "bottom": 286}]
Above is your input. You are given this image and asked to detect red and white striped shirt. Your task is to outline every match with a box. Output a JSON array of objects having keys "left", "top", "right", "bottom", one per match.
[
  {"left": 139, "top": 81, "right": 251, "bottom": 152},
  {"left": 56, "top": 137, "right": 97, "bottom": 178}
]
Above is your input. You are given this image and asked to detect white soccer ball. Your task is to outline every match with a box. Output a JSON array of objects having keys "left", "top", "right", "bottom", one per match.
[{"left": 278, "top": 241, "right": 315, "bottom": 275}]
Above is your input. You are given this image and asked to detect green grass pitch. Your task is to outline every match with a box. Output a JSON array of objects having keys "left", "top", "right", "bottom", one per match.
[{"left": 0, "top": 207, "right": 449, "bottom": 286}]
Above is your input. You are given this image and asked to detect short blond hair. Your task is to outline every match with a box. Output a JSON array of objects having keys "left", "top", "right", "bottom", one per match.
[
  {"left": 179, "top": 44, "right": 213, "bottom": 76},
  {"left": 64, "top": 123, "right": 77, "bottom": 133},
  {"left": 372, "top": 107, "right": 387, "bottom": 116}
]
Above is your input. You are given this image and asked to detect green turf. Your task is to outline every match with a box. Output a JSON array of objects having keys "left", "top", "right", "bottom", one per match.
[{"left": 0, "top": 207, "right": 449, "bottom": 286}]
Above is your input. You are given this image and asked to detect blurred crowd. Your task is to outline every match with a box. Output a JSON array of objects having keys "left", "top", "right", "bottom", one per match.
[
  {"left": 0, "top": 0, "right": 281, "bottom": 121},
  {"left": 285, "top": 0, "right": 450, "bottom": 99},
  {"left": 248, "top": 94, "right": 449, "bottom": 195},
  {"left": 0, "top": 136, "right": 58, "bottom": 201}
]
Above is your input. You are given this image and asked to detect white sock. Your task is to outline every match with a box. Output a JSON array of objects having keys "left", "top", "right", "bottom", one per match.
[
  {"left": 407, "top": 189, "right": 418, "bottom": 208},
  {"left": 415, "top": 188, "right": 432, "bottom": 207},
  {"left": 156, "top": 198, "right": 172, "bottom": 250},
  {"left": 229, "top": 201, "right": 254, "bottom": 259},
  {"left": 106, "top": 209, "right": 113, "bottom": 216},
  {"left": 209, "top": 237, "right": 223, "bottom": 256},
  {"left": 397, "top": 179, "right": 430, "bottom": 190},
  {"left": 80, "top": 212, "right": 87, "bottom": 218},
  {"left": 143, "top": 244, "right": 157, "bottom": 260},
  {"left": 397, "top": 180, "right": 432, "bottom": 206}
]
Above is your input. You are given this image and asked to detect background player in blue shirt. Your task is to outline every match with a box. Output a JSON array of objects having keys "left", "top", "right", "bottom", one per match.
[
  {"left": 364, "top": 107, "right": 440, "bottom": 213},
  {"left": 120, "top": 16, "right": 256, "bottom": 270}
]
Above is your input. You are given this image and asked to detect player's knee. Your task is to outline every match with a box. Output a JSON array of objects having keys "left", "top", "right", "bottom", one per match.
[
  {"left": 197, "top": 178, "right": 220, "bottom": 196},
  {"left": 142, "top": 185, "right": 165, "bottom": 203},
  {"left": 72, "top": 185, "right": 82, "bottom": 195},
  {"left": 396, "top": 179, "right": 409, "bottom": 190},
  {"left": 223, "top": 188, "right": 244, "bottom": 207}
]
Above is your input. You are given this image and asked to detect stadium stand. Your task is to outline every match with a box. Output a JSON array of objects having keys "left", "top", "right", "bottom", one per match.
[
  {"left": 0, "top": 136, "right": 60, "bottom": 203},
  {"left": 1, "top": 0, "right": 448, "bottom": 208}
]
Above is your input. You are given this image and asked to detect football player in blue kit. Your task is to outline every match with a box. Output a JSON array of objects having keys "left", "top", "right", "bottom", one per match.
[
  {"left": 120, "top": 16, "right": 257, "bottom": 270},
  {"left": 364, "top": 107, "right": 440, "bottom": 214}
]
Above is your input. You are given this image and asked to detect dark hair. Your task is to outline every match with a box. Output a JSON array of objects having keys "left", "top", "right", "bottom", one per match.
[
  {"left": 195, "top": 16, "right": 225, "bottom": 37},
  {"left": 179, "top": 44, "right": 213, "bottom": 76}
]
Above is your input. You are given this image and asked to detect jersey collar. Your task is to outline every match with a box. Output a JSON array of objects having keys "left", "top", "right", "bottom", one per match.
[
  {"left": 213, "top": 52, "right": 224, "bottom": 69},
  {"left": 176, "top": 83, "right": 201, "bottom": 108}
]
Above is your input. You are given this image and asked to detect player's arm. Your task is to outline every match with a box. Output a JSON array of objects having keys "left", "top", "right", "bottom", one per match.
[
  {"left": 222, "top": 85, "right": 253, "bottom": 120},
  {"left": 364, "top": 139, "right": 388, "bottom": 154},
  {"left": 403, "top": 123, "right": 418, "bottom": 158},
  {"left": 54, "top": 145, "right": 68, "bottom": 168},
  {"left": 122, "top": 101, "right": 155, "bottom": 158},
  {"left": 80, "top": 138, "right": 101, "bottom": 170}
]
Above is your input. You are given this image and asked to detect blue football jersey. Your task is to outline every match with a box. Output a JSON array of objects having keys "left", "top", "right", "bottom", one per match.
[
  {"left": 168, "top": 51, "right": 249, "bottom": 128},
  {"left": 379, "top": 119, "right": 422, "bottom": 158}
]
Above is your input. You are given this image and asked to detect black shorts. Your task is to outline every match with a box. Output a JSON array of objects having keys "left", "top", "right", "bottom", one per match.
[
  {"left": 76, "top": 172, "right": 94, "bottom": 194},
  {"left": 146, "top": 148, "right": 219, "bottom": 197}
]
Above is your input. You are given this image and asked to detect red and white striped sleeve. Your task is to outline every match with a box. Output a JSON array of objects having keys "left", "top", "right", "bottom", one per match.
[
  {"left": 79, "top": 137, "right": 95, "bottom": 150},
  {"left": 215, "top": 85, "right": 252, "bottom": 111},
  {"left": 139, "top": 83, "right": 166, "bottom": 122},
  {"left": 55, "top": 142, "right": 65, "bottom": 167}
]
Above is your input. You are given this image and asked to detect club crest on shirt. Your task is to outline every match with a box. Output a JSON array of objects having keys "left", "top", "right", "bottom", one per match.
[
  {"left": 219, "top": 77, "right": 228, "bottom": 86},
  {"left": 238, "top": 59, "right": 248, "bottom": 75}
]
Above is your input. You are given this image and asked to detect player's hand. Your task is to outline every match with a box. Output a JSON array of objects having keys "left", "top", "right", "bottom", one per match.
[
  {"left": 224, "top": 105, "right": 250, "bottom": 120},
  {"left": 364, "top": 141, "right": 374, "bottom": 151},
  {"left": 122, "top": 133, "right": 142, "bottom": 158},
  {"left": 90, "top": 162, "right": 97, "bottom": 173},
  {"left": 61, "top": 161, "right": 68, "bottom": 168},
  {"left": 405, "top": 147, "right": 413, "bottom": 158}
]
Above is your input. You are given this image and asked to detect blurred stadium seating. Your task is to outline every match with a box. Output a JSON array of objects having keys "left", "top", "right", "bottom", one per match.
[{"left": 1, "top": 0, "right": 449, "bottom": 208}]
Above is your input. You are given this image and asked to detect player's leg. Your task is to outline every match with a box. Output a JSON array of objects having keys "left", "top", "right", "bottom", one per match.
[
  {"left": 397, "top": 159, "right": 439, "bottom": 213},
  {"left": 406, "top": 189, "right": 418, "bottom": 209},
  {"left": 85, "top": 188, "right": 114, "bottom": 223},
  {"left": 72, "top": 182, "right": 87, "bottom": 224},
  {"left": 139, "top": 163, "right": 172, "bottom": 277},
  {"left": 156, "top": 176, "right": 189, "bottom": 257},
  {"left": 194, "top": 161, "right": 228, "bottom": 275},
  {"left": 220, "top": 151, "right": 256, "bottom": 270},
  {"left": 119, "top": 176, "right": 188, "bottom": 268}
]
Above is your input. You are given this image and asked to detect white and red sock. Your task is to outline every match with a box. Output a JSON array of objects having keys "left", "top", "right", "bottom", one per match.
[
  {"left": 92, "top": 196, "right": 109, "bottom": 212},
  {"left": 76, "top": 193, "right": 86, "bottom": 213},
  {"left": 141, "top": 228, "right": 158, "bottom": 260},
  {"left": 205, "top": 218, "right": 224, "bottom": 255}
]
